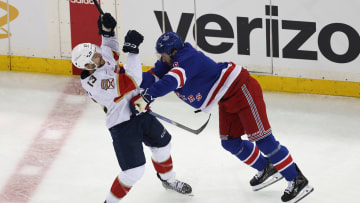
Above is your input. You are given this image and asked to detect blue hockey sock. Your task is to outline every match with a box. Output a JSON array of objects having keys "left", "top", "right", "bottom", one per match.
[
  {"left": 221, "top": 137, "right": 267, "bottom": 171},
  {"left": 256, "top": 134, "right": 298, "bottom": 181}
]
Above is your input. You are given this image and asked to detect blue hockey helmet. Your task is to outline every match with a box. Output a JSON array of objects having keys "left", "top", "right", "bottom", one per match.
[{"left": 155, "top": 32, "right": 184, "bottom": 56}]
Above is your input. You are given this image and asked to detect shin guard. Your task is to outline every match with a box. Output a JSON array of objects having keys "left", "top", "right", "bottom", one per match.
[
  {"left": 106, "top": 165, "right": 145, "bottom": 203},
  {"left": 256, "top": 134, "right": 298, "bottom": 181},
  {"left": 221, "top": 137, "right": 267, "bottom": 171},
  {"left": 106, "top": 177, "right": 132, "bottom": 202},
  {"left": 151, "top": 143, "right": 175, "bottom": 180},
  {"left": 152, "top": 156, "right": 174, "bottom": 180}
]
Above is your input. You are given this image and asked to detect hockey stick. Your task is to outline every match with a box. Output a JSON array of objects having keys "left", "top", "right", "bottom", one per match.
[
  {"left": 93, "top": 0, "right": 104, "bottom": 15},
  {"left": 149, "top": 111, "right": 211, "bottom": 135}
]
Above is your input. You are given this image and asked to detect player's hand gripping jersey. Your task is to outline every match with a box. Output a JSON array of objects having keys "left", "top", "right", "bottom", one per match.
[
  {"left": 142, "top": 43, "right": 242, "bottom": 113},
  {"left": 80, "top": 36, "right": 142, "bottom": 128}
]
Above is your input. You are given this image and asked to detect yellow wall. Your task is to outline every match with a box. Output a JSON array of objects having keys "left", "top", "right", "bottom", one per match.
[
  {"left": 10, "top": 56, "right": 73, "bottom": 75},
  {"left": 252, "top": 75, "right": 360, "bottom": 98},
  {"left": 0, "top": 55, "right": 10, "bottom": 71},
  {"left": 1, "top": 55, "right": 359, "bottom": 98}
]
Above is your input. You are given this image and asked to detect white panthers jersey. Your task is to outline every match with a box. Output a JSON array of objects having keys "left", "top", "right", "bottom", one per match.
[{"left": 80, "top": 36, "right": 143, "bottom": 129}]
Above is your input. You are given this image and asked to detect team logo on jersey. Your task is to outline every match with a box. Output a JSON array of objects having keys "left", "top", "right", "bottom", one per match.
[{"left": 101, "top": 78, "right": 115, "bottom": 90}]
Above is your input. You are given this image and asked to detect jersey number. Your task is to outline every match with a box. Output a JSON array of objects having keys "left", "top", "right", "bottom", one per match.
[{"left": 87, "top": 75, "right": 97, "bottom": 87}]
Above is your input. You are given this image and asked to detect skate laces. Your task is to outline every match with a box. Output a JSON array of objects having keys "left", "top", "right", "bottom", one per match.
[
  {"left": 169, "top": 180, "right": 185, "bottom": 191},
  {"left": 285, "top": 180, "right": 295, "bottom": 194},
  {"left": 254, "top": 169, "right": 264, "bottom": 180}
]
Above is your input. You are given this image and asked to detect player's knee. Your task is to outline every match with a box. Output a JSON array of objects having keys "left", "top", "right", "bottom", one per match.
[
  {"left": 221, "top": 137, "right": 244, "bottom": 155},
  {"left": 118, "top": 164, "right": 145, "bottom": 186},
  {"left": 151, "top": 142, "right": 172, "bottom": 162}
]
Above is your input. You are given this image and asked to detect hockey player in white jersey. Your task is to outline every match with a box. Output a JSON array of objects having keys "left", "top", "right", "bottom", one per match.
[{"left": 71, "top": 13, "right": 192, "bottom": 203}]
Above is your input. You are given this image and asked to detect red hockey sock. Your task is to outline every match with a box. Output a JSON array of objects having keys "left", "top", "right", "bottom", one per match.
[
  {"left": 110, "top": 177, "right": 132, "bottom": 200},
  {"left": 152, "top": 156, "right": 173, "bottom": 174}
]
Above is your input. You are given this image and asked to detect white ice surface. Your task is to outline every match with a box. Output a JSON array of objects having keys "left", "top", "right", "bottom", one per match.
[{"left": 0, "top": 71, "right": 360, "bottom": 203}]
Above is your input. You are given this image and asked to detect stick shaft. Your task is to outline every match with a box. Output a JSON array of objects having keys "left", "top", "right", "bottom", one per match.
[
  {"left": 93, "top": 0, "right": 104, "bottom": 14},
  {"left": 149, "top": 111, "right": 211, "bottom": 135}
]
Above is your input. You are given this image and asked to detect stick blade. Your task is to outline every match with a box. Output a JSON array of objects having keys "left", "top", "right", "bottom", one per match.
[{"left": 190, "top": 113, "right": 211, "bottom": 134}]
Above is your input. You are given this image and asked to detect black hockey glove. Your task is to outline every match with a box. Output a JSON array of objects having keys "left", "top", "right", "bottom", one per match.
[
  {"left": 97, "top": 13, "right": 117, "bottom": 37},
  {"left": 122, "top": 30, "right": 144, "bottom": 54}
]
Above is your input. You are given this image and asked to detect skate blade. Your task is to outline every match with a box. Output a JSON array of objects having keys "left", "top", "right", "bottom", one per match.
[
  {"left": 163, "top": 187, "right": 194, "bottom": 196},
  {"left": 252, "top": 173, "right": 284, "bottom": 191},
  {"left": 289, "top": 185, "right": 314, "bottom": 203}
]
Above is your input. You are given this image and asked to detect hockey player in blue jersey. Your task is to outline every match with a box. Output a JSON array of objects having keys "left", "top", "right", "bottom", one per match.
[{"left": 130, "top": 32, "right": 313, "bottom": 203}]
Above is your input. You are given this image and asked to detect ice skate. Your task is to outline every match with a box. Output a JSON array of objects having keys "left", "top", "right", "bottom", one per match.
[
  {"left": 157, "top": 173, "right": 192, "bottom": 195},
  {"left": 281, "top": 165, "right": 314, "bottom": 203},
  {"left": 250, "top": 160, "right": 283, "bottom": 191}
]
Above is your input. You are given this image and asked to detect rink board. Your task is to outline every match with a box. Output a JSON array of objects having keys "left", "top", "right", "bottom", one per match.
[{"left": 0, "top": 0, "right": 359, "bottom": 97}]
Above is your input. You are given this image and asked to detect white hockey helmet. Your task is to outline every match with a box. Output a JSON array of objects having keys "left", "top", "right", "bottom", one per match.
[{"left": 71, "top": 43, "right": 100, "bottom": 70}]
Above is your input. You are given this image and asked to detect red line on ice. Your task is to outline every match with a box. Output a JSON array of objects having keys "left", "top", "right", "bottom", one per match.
[{"left": 0, "top": 78, "right": 87, "bottom": 203}]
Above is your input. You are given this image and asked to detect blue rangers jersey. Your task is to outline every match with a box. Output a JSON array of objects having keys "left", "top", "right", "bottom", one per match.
[{"left": 142, "top": 42, "right": 242, "bottom": 113}]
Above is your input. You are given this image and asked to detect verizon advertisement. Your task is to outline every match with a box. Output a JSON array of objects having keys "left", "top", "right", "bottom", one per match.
[
  {"left": 69, "top": 0, "right": 102, "bottom": 75},
  {"left": 117, "top": 0, "right": 360, "bottom": 82},
  {"left": 0, "top": 0, "right": 358, "bottom": 82}
]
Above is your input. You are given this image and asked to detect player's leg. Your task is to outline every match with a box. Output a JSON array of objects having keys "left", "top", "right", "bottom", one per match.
[
  {"left": 257, "top": 134, "right": 313, "bottom": 202},
  {"left": 243, "top": 76, "right": 313, "bottom": 201},
  {"left": 219, "top": 107, "right": 280, "bottom": 191},
  {"left": 142, "top": 113, "right": 192, "bottom": 194},
  {"left": 105, "top": 165, "right": 145, "bottom": 203},
  {"left": 218, "top": 70, "right": 281, "bottom": 191},
  {"left": 105, "top": 116, "right": 147, "bottom": 202},
  {"left": 280, "top": 165, "right": 314, "bottom": 203},
  {"left": 219, "top": 110, "right": 268, "bottom": 172},
  {"left": 233, "top": 77, "right": 284, "bottom": 190}
]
